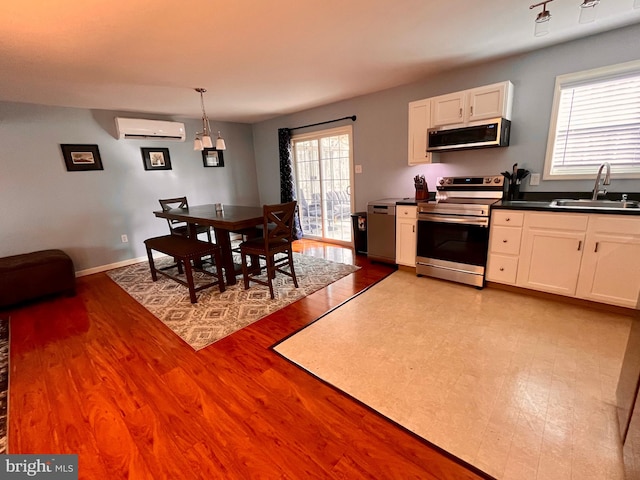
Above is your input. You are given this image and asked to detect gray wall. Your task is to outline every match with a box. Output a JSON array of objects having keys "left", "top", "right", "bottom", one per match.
[
  {"left": 0, "top": 102, "right": 258, "bottom": 272},
  {"left": 252, "top": 23, "right": 640, "bottom": 212},
  {"left": 2, "top": 23, "right": 639, "bottom": 273}
]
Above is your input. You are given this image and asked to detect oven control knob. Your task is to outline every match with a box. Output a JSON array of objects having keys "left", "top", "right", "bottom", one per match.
[
  {"left": 485, "top": 177, "right": 491, "bottom": 183},
  {"left": 439, "top": 178, "right": 445, "bottom": 185},
  {"left": 494, "top": 177, "right": 501, "bottom": 184},
  {"left": 445, "top": 178, "right": 453, "bottom": 184}
]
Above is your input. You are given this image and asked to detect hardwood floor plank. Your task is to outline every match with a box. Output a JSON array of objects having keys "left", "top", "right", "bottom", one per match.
[{"left": 7, "top": 240, "right": 489, "bottom": 479}]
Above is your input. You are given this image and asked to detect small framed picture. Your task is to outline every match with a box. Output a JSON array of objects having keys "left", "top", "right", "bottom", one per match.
[
  {"left": 61, "top": 144, "right": 103, "bottom": 171},
  {"left": 202, "top": 148, "right": 224, "bottom": 168},
  {"left": 141, "top": 147, "right": 172, "bottom": 170}
]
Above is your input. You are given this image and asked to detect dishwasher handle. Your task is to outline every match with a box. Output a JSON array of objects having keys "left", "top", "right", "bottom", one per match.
[{"left": 368, "top": 204, "right": 396, "bottom": 215}]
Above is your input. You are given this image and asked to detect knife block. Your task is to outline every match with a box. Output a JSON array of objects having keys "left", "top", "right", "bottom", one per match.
[{"left": 415, "top": 188, "right": 428, "bottom": 201}]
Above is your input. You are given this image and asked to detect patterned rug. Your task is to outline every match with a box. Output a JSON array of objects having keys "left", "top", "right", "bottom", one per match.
[
  {"left": 107, "top": 253, "right": 359, "bottom": 350},
  {"left": 0, "top": 317, "right": 8, "bottom": 454}
]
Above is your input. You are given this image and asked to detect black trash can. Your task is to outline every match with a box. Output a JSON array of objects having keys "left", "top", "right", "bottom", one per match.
[{"left": 351, "top": 212, "right": 367, "bottom": 255}]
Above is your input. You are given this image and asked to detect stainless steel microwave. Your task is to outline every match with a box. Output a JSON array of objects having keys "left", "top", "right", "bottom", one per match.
[{"left": 426, "top": 117, "right": 511, "bottom": 152}]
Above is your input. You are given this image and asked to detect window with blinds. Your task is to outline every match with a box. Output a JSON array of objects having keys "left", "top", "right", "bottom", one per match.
[{"left": 544, "top": 61, "right": 640, "bottom": 179}]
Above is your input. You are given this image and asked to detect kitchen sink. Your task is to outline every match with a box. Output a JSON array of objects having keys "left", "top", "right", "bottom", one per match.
[{"left": 550, "top": 199, "right": 640, "bottom": 209}]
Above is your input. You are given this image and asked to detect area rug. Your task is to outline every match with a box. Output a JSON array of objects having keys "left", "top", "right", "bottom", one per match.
[
  {"left": 107, "top": 253, "right": 359, "bottom": 350},
  {"left": 0, "top": 317, "right": 8, "bottom": 454},
  {"left": 274, "top": 270, "right": 631, "bottom": 480}
]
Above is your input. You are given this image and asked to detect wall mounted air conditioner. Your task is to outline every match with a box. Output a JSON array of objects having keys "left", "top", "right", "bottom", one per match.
[{"left": 115, "top": 117, "right": 186, "bottom": 141}]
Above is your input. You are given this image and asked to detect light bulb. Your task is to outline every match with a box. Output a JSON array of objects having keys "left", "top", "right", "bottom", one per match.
[
  {"left": 216, "top": 132, "right": 226, "bottom": 150},
  {"left": 534, "top": 11, "right": 551, "bottom": 36},
  {"left": 579, "top": 0, "right": 599, "bottom": 23},
  {"left": 193, "top": 137, "right": 203, "bottom": 151},
  {"left": 202, "top": 135, "right": 213, "bottom": 149}
]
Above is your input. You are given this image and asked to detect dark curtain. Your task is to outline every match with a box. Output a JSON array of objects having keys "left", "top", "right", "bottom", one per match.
[{"left": 278, "top": 128, "right": 303, "bottom": 239}]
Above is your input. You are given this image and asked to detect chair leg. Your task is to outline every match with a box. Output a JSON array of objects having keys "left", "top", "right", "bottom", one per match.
[
  {"left": 146, "top": 247, "right": 158, "bottom": 281},
  {"left": 265, "top": 254, "right": 275, "bottom": 299},
  {"left": 183, "top": 259, "right": 198, "bottom": 304},
  {"left": 241, "top": 250, "right": 250, "bottom": 290},
  {"left": 288, "top": 250, "right": 299, "bottom": 288}
]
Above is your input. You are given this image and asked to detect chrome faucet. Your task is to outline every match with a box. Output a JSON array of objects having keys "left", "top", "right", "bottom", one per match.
[{"left": 592, "top": 162, "right": 611, "bottom": 200}]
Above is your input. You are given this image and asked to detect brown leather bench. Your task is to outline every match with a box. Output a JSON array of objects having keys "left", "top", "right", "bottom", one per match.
[
  {"left": 144, "top": 235, "right": 225, "bottom": 303},
  {"left": 0, "top": 249, "right": 76, "bottom": 309}
]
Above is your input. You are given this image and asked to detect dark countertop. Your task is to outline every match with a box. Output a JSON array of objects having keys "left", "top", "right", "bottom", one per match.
[
  {"left": 495, "top": 199, "right": 640, "bottom": 216},
  {"left": 396, "top": 199, "right": 419, "bottom": 206},
  {"left": 391, "top": 192, "right": 640, "bottom": 214}
]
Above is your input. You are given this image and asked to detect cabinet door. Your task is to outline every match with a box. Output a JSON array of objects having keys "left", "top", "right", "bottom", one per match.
[
  {"left": 517, "top": 228, "right": 585, "bottom": 296},
  {"left": 396, "top": 208, "right": 417, "bottom": 267},
  {"left": 468, "top": 83, "right": 507, "bottom": 122},
  {"left": 408, "top": 99, "right": 433, "bottom": 165},
  {"left": 576, "top": 216, "right": 640, "bottom": 308},
  {"left": 431, "top": 92, "right": 465, "bottom": 127}
]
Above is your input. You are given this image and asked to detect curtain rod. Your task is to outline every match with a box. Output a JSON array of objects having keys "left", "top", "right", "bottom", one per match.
[{"left": 288, "top": 115, "right": 356, "bottom": 132}]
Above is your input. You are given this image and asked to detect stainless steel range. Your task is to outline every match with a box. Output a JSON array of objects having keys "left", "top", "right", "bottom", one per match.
[{"left": 416, "top": 175, "right": 504, "bottom": 287}]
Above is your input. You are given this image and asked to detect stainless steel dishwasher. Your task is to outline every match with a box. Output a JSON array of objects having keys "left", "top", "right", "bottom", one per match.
[{"left": 367, "top": 199, "right": 397, "bottom": 264}]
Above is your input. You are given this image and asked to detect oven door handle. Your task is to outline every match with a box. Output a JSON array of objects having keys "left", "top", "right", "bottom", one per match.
[{"left": 418, "top": 214, "right": 489, "bottom": 227}]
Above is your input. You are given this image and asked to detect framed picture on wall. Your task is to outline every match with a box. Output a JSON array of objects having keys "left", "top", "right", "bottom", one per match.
[
  {"left": 141, "top": 147, "right": 172, "bottom": 170},
  {"left": 60, "top": 144, "right": 104, "bottom": 171},
  {"left": 201, "top": 148, "right": 224, "bottom": 168}
]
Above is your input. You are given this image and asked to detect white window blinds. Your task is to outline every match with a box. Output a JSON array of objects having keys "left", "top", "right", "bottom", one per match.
[{"left": 546, "top": 66, "right": 640, "bottom": 178}]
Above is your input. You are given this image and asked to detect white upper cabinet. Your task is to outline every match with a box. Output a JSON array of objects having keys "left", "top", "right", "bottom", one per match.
[
  {"left": 431, "top": 81, "right": 514, "bottom": 128},
  {"left": 430, "top": 92, "right": 466, "bottom": 127},
  {"left": 408, "top": 99, "right": 434, "bottom": 165}
]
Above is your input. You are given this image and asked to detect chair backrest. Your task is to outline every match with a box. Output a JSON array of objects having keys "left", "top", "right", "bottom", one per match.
[
  {"left": 263, "top": 201, "right": 297, "bottom": 249},
  {"left": 159, "top": 196, "right": 189, "bottom": 232}
]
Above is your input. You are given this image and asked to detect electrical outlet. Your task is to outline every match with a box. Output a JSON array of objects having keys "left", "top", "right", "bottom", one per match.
[
  {"left": 355, "top": 164, "right": 363, "bottom": 174},
  {"left": 530, "top": 173, "right": 541, "bottom": 186},
  {"left": 121, "top": 234, "right": 128, "bottom": 243}
]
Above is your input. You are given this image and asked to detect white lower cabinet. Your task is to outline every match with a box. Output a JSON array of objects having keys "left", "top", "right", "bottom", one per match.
[
  {"left": 576, "top": 215, "right": 640, "bottom": 308},
  {"left": 486, "top": 210, "right": 524, "bottom": 285},
  {"left": 516, "top": 212, "right": 587, "bottom": 296},
  {"left": 396, "top": 206, "right": 417, "bottom": 267},
  {"left": 488, "top": 210, "right": 640, "bottom": 308}
]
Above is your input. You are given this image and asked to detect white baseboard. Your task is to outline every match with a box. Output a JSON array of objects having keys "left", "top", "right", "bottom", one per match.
[{"left": 75, "top": 253, "right": 169, "bottom": 277}]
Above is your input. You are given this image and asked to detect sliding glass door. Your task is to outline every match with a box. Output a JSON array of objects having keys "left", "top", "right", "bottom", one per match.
[{"left": 292, "top": 126, "right": 354, "bottom": 244}]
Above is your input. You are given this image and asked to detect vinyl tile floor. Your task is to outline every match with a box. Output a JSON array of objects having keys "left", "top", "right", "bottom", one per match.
[{"left": 275, "top": 270, "right": 633, "bottom": 480}]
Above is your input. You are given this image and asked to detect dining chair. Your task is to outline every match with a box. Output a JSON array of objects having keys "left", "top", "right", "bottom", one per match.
[
  {"left": 239, "top": 201, "right": 299, "bottom": 299},
  {"left": 158, "top": 196, "right": 212, "bottom": 242}
]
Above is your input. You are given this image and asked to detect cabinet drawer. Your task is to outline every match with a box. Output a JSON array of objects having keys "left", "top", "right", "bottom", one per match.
[
  {"left": 588, "top": 214, "right": 640, "bottom": 236},
  {"left": 492, "top": 210, "right": 524, "bottom": 227},
  {"left": 526, "top": 212, "right": 588, "bottom": 231},
  {"left": 397, "top": 206, "right": 417, "bottom": 218},
  {"left": 487, "top": 254, "right": 518, "bottom": 284},
  {"left": 490, "top": 226, "right": 522, "bottom": 255}
]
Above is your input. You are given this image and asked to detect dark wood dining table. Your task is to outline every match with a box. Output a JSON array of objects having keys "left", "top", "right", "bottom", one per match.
[{"left": 153, "top": 204, "right": 263, "bottom": 286}]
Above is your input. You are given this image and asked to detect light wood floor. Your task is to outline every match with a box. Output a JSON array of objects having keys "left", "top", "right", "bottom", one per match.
[{"left": 8, "top": 240, "right": 489, "bottom": 480}]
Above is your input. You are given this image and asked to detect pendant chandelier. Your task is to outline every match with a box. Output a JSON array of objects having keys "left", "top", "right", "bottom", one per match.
[{"left": 193, "top": 88, "right": 226, "bottom": 151}]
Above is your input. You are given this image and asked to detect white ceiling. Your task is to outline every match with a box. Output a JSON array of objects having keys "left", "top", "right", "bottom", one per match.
[{"left": 1, "top": 0, "right": 639, "bottom": 123}]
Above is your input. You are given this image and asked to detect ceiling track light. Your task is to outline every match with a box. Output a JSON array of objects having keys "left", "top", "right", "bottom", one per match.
[
  {"left": 530, "top": 0, "right": 554, "bottom": 36},
  {"left": 193, "top": 88, "right": 226, "bottom": 151},
  {"left": 579, "top": 0, "right": 600, "bottom": 23}
]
